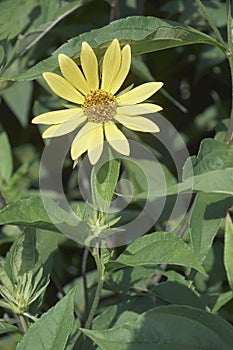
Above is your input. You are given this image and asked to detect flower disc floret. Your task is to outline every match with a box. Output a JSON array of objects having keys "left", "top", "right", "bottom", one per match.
[{"left": 83, "top": 89, "right": 117, "bottom": 123}]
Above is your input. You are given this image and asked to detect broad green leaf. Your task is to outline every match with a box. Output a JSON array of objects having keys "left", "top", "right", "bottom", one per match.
[
  {"left": 167, "top": 168, "right": 233, "bottom": 196},
  {"left": 81, "top": 305, "right": 233, "bottom": 350},
  {"left": 184, "top": 138, "right": 233, "bottom": 176},
  {"left": 224, "top": 214, "right": 233, "bottom": 291},
  {"left": 93, "top": 296, "right": 155, "bottom": 330},
  {"left": 91, "top": 150, "right": 120, "bottom": 213},
  {"left": 0, "top": 0, "right": 35, "bottom": 40},
  {"left": 190, "top": 193, "right": 233, "bottom": 262},
  {"left": 0, "top": 196, "right": 77, "bottom": 233},
  {"left": 152, "top": 281, "right": 205, "bottom": 309},
  {"left": 0, "top": 322, "right": 19, "bottom": 335},
  {"left": 16, "top": 0, "right": 92, "bottom": 55},
  {"left": 6, "top": 16, "right": 224, "bottom": 81},
  {"left": 124, "top": 168, "right": 233, "bottom": 199},
  {"left": 0, "top": 123, "right": 13, "bottom": 186},
  {"left": 119, "top": 139, "right": 233, "bottom": 199},
  {"left": 2, "top": 81, "right": 33, "bottom": 127},
  {"left": 109, "top": 232, "right": 205, "bottom": 274},
  {"left": 105, "top": 265, "right": 159, "bottom": 294},
  {"left": 16, "top": 288, "right": 75, "bottom": 350}
]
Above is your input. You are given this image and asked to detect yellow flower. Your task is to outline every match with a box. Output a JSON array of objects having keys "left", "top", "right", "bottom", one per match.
[{"left": 32, "top": 39, "right": 163, "bottom": 165}]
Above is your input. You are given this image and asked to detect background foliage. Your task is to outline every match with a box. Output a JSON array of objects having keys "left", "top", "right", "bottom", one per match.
[{"left": 0, "top": 0, "right": 233, "bottom": 349}]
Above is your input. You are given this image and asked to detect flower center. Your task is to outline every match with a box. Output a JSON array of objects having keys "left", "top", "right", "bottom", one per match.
[{"left": 83, "top": 89, "right": 117, "bottom": 123}]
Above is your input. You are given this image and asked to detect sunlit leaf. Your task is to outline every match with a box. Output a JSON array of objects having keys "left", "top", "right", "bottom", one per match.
[
  {"left": 5, "top": 16, "right": 224, "bottom": 81},
  {"left": 109, "top": 231, "right": 205, "bottom": 274}
]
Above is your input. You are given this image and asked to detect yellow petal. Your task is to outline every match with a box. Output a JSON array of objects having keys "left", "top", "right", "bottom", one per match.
[
  {"left": 42, "top": 116, "right": 86, "bottom": 138},
  {"left": 80, "top": 42, "right": 99, "bottom": 91},
  {"left": 115, "top": 115, "right": 160, "bottom": 132},
  {"left": 109, "top": 44, "right": 131, "bottom": 95},
  {"left": 104, "top": 121, "right": 129, "bottom": 155},
  {"left": 58, "top": 54, "right": 90, "bottom": 95},
  {"left": 43, "top": 72, "right": 84, "bottom": 104},
  {"left": 118, "top": 82, "right": 163, "bottom": 104},
  {"left": 101, "top": 39, "right": 121, "bottom": 92},
  {"left": 71, "top": 122, "right": 101, "bottom": 160},
  {"left": 32, "top": 108, "right": 83, "bottom": 125},
  {"left": 88, "top": 125, "right": 104, "bottom": 165},
  {"left": 117, "top": 103, "right": 162, "bottom": 115}
]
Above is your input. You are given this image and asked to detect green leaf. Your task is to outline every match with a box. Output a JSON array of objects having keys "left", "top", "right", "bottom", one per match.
[
  {"left": 91, "top": 150, "right": 120, "bottom": 213},
  {"left": 16, "top": 287, "right": 75, "bottom": 350},
  {"left": 212, "top": 291, "right": 233, "bottom": 313},
  {"left": 105, "top": 266, "right": 159, "bottom": 294},
  {"left": 93, "top": 296, "right": 155, "bottom": 330},
  {"left": 152, "top": 281, "right": 205, "bottom": 309},
  {"left": 0, "top": 0, "right": 35, "bottom": 40},
  {"left": 5, "top": 228, "right": 38, "bottom": 279},
  {"left": 167, "top": 168, "right": 233, "bottom": 196},
  {"left": 0, "top": 123, "right": 13, "bottom": 186},
  {"left": 186, "top": 138, "right": 233, "bottom": 175},
  {"left": 81, "top": 305, "right": 233, "bottom": 350},
  {"left": 2, "top": 81, "right": 33, "bottom": 127},
  {"left": 190, "top": 193, "right": 233, "bottom": 262},
  {"left": 0, "top": 196, "right": 77, "bottom": 233},
  {"left": 224, "top": 213, "right": 233, "bottom": 291},
  {"left": 16, "top": 0, "right": 92, "bottom": 55},
  {"left": 7, "top": 16, "right": 224, "bottom": 81},
  {"left": 0, "top": 322, "right": 19, "bottom": 335},
  {"left": 109, "top": 232, "right": 205, "bottom": 274}
]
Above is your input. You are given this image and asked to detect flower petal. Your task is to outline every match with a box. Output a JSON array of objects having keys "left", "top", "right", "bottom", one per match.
[
  {"left": 43, "top": 72, "right": 84, "bottom": 104},
  {"left": 118, "top": 82, "right": 163, "bottom": 104},
  {"left": 42, "top": 116, "right": 86, "bottom": 138},
  {"left": 109, "top": 44, "right": 131, "bottom": 95},
  {"left": 117, "top": 103, "right": 163, "bottom": 115},
  {"left": 115, "top": 115, "right": 160, "bottom": 132},
  {"left": 32, "top": 108, "right": 83, "bottom": 125},
  {"left": 101, "top": 39, "right": 121, "bottom": 92},
  {"left": 104, "top": 121, "right": 129, "bottom": 155},
  {"left": 80, "top": 42, "right": 99, "bottom": 91},
  {"left": 58, "top": 54, "right": 90, "bottom": 95},
  {"left": 71, "top": 122, "right": 101, "bottom": 160},
  {"left": 88, "top": 125, "right": 104, "bottom": 165}
]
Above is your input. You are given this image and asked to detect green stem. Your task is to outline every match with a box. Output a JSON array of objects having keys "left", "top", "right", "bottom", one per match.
[
  {"left": 225, "top": 0, "right": 233, "bottom": 143},
  {"left": 15, "top": 314, "right": 28, "bottom": 333},
  {"left": 195, "top": 0, "right": 226, "bottom": 48},
  {"left": 82, "top": 247, "right": 89, "bottom": 324},
  {"left": 84, "top": 247, "right": 105, "bottom": 329}
]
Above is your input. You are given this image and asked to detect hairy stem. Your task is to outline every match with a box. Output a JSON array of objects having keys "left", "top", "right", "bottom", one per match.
[{"left": 84, "top": 247, "right": 105, "bottom": 329}]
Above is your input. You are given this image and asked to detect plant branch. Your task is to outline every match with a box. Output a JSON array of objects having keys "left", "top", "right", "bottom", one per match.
[
  {"left": 14, "top": 314, "right": 28, "bottom": 333},
  {"left": 84, "top": 247, "right": 105, "bottom": 329},
  {"left": 82, "top": 247, "right": 89, "bottom": 324},
  {"left": 225, "top": 0, "right": 233, "bottom": 143},
  {"left": 195, "top": 0, "right": 226, "bottom": 48}
]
